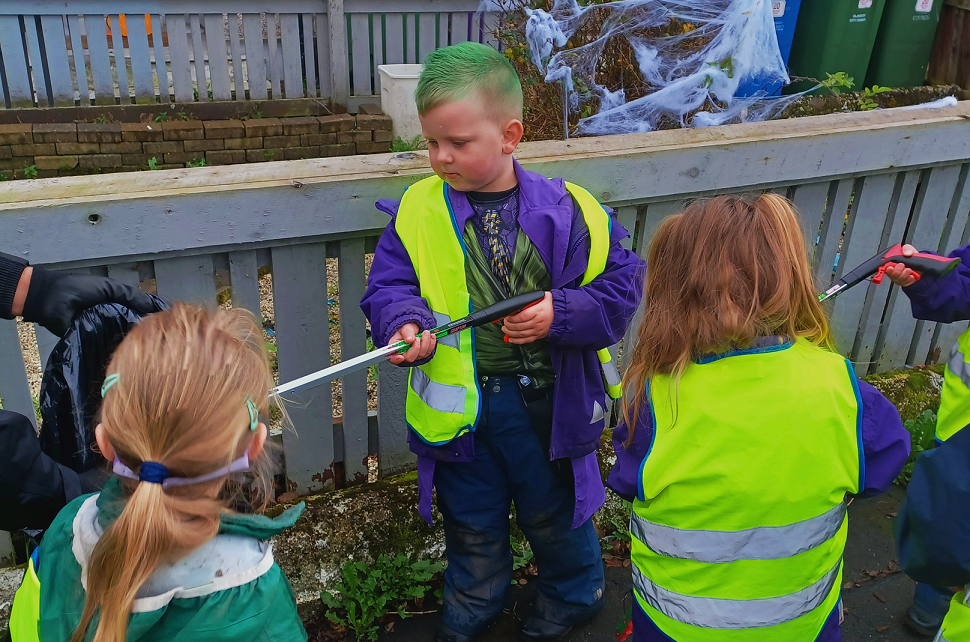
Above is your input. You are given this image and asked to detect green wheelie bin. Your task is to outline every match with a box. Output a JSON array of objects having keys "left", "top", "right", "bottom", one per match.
[
  {"left": 865, "top": 0, "right": 944, "bottom": 88},
  {"left": 785, "top": 0, "right": 887, "bottom": 95}
]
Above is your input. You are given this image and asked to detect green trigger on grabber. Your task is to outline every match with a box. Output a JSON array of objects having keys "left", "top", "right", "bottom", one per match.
[{"left": 246, "top": 397, "right": 258, "bottom": 431}]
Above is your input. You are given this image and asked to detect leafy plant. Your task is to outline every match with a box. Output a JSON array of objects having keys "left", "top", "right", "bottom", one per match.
[
  {"left": 263, "top": 150, "right": 276, "bottom": 160},
  {"left": 23, "top": 165, "right": 38, "bottom": 179},
  {"left": 250, "top": 109, "right": 264, "bottom": 120},
  {"left": 153, "top": 112, "right": 169, "bottom": 123},
  {"left": 898, "top": 409, "right": 937, "bottom": 485},
  {"left": 859, "top": 85, "right": 892, "bottom": 111},
  {"left": 0, "top": 172, "right": 8, "bottom": 181},
  {"left": 147, "top": 157, "right": 159, "bottom": 170},
  {"left": 390, "top": 135, "right": 424, "bottom": 153},
  {"left": 265, "top": 341, "right": 278, "bottom": 370},
  {"left": 94, "top": 114, "right": 109, "bottom": 124},
  {"left": 321, "top": 554, "right": 444, "bottom": 641},
  {"left": 186, "top": 157, "right": 207, "bottom": 168},
  {"left": 512, "top": 539, "right": 534, "bottom": 572},
  {"left": 366, "top": 337, "right": 378, "bottom": 384},
  {"left": 178, "top": 110, "right": 191, "bottom": 121},
  {"left": 820, "top": 71, "right": 855, "bottom": 95}
]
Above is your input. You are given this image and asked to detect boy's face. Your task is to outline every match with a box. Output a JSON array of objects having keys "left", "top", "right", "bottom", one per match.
[{"left": 419, "top": 97, "right": 523, "bottom": 193}]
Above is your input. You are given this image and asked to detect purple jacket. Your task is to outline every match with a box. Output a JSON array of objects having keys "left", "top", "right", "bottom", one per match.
[
  {"left": 901, "top": 243, "right": 970, "bottom": 323},
  {"left": 360, "top": 160, "right": 645, "bottom": 527},
  {"left": 609, "top": 343, "right": 910, "bottom": 642}
]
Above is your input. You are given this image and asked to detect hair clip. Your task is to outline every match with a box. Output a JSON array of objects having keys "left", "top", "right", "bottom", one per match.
[
  {"left": 101, "top": 373, "right": 121, "bottom": 398},
  {"left": 246, "top": 397, "right": 259, "bottom": 431}
]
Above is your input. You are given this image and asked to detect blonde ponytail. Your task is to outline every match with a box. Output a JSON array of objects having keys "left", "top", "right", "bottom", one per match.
[{"left": 72, "top": 304, "right": 277, "bottom": 642}]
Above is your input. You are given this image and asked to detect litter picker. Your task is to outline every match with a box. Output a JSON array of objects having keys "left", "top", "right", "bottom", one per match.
[
  {"left": 273, "top": 290, "right": 545, "bottom": 397},
  {"left": 818, "top": 243, "right": 961, "bottom": 303}
]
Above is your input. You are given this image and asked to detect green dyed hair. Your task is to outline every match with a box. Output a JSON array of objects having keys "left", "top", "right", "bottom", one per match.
[{"left": 415, "top": 42, "right": 523, "bottom": 121}]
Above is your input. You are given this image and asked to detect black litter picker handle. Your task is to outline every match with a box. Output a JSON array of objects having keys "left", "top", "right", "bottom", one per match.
[
  {"left": 819, "top": 244, "right": 962, "bottom": 302},
  {"left": 434, "top": 290, "right": 546, "bottom": 337}
]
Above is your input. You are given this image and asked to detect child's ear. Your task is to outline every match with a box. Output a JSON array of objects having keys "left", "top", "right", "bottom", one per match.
[
  {"left": 502, "top": 119, "right": 524, "bottom": 154},
  {"left": 249, "top": 423, "right": 268, "bottom": 459},
  {"left": 94, "top": 424, "right": 116, "bottom": 463}
]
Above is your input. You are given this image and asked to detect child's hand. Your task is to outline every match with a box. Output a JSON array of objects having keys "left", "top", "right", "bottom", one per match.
[
  {"left": 884, "top": 244, "right": 921, "bottom": 287},
  {"left": 388, "top": 323, "right": 437, "bottom": 365},
  {"left": 503, "top": 291, "right": 554, "bottom": 345}
]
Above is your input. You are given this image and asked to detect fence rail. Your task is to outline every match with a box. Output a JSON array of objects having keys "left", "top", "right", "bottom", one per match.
[
  {"left": 1, "top": 104, "right": 969, "bottom": 497},
  {"left": 0, "top": 0, "right": 495, "bottom": 112}
]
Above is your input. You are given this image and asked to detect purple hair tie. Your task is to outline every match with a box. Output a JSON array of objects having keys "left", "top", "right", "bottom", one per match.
[{"left": 113, "top": 453, "right": 250, "bottom": 489}]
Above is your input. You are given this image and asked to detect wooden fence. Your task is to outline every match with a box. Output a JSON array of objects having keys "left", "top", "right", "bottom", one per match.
[
  {"left": 0, "top": 0, "right": 496, "bottom": 112},
  {"left": 1, "top": 104, "right": 969, "bottom": 499},
  {"left": 928, "top": 0, "right": 970, "bottom": 89}
]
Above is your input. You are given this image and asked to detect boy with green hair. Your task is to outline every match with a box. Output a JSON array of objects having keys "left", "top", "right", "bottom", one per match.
[{"left": 361, "top": 42, "right": 643, "bottom": 642}]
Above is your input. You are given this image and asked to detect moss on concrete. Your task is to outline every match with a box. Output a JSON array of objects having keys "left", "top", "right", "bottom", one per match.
[{"left": 863, "top": 365, "right": 944, "bottom": 422}]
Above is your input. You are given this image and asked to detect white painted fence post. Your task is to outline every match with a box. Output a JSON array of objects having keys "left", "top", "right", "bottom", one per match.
[{"left": 328, "top": 0, "right": 350, "bottom": 112}]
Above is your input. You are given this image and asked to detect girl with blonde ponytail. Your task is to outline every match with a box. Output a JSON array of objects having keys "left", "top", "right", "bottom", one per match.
[{"left": 10, "top": 303, "right": 307, "bottom": 642}]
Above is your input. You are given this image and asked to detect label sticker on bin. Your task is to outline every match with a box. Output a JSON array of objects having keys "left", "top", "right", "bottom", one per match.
[
  {"left": 772, "top": 1, "right": 786, "bottom": 17},
  {"left": 916, "top": 0, "right": 933, "bottom": 12},
  {"left": 858, "top": 0, "right": 872, "bottom": 7}
]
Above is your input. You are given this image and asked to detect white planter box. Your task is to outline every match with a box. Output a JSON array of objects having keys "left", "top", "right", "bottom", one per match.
[{"left": 378, "top": 64, "right": 424, "bottom": 143}]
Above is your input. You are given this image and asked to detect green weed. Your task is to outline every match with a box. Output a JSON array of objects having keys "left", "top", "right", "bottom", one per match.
[
  {"left": 23, "top": 165, "right": 38, "bottom": 179},
  {"left": 859, "top": 85, "right": 892, "bottom": 111},
  {"left": 186, "top": 157, "right": 207, "bottom": 168},
  {"left": 321, "top": 554, "right": 444, "bottom": 642},
  {"left": 390, "top": 135, "right": 424, "bottom": 153},
  {"left": 153, "top": 112, "right": 169, "bottom": 123},
  {"left": 897, "top": 409, "right": 937, "bottom": 486},
  {"left": 147, "top": 157, "right": 159, "bottom": 170},
  {"left": 820, "top": 72, "right": 854, "bottom": 95}
]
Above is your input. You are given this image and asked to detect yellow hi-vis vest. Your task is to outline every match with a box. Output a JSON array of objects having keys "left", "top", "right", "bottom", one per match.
[
  {"left": 937, "top": 589, "right": 970, "bottom": 642},
  {"left": 631, "top": 339, "right": 862, "bottom": 641},
  {"left": 10, "top": 552, "right": 41, "bottom": 641},
  {"left": 394, "top": 175, "right": 621, "bottom": 446},
  {"left": 937, "top": 328, "right": 970, "bottom": 443}
]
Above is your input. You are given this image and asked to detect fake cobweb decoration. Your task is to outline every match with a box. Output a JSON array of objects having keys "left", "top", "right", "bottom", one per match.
[{"left": 508, "top": 0, "right": 803, "bottom": 136}]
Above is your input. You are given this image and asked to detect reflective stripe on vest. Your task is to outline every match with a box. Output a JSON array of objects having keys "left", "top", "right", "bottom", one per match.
[
  {"left": 938, "top": 328, "right": 970, "bottom": 442},
  {"left": 632, "top": 339, "right": 861, "bottom": 641},
  {"left": 630, "top": 502, "right": 846, "bottom": 564},
  {"left": 395, "top": 176, "right": 618, "bottom": 444},
  {"left": 10, "top": 554, "right": 41, "bottom": 642},
  {"left": 936, "top": 590, "right": 970, "bottom": 642},
  {"left": 633, "top": 558, "right": 843, "bottom": 630}
]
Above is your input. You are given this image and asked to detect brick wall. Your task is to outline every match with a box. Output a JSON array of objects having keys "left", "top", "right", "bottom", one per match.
[{"left": 0, "top": 110, "right": 393, "bottom": 179}]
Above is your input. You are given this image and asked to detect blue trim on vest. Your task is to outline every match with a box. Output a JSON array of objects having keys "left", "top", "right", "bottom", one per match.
[
  {"left": 637, "top": 381, "right": 657, "bottom": 503},
  {"left": 845, "top": 359, "right": 866, "bottom": 494},
  {"left": 30, "top": 546, "right": 39, "bottom": 572},
  {"left": 694, "top": 339, "right": 794, "bottom": 365}
]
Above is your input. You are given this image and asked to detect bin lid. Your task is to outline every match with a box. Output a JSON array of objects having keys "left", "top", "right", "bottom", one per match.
[{"left": 377, "top": 64, "right": 423, "bottom": 79}]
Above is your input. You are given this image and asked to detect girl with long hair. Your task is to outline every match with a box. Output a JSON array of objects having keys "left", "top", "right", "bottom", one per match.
[
  {"left": 608, "top": 194, "right": 910, "bottom": 642},
  {"left": 11, "top": 303, "right": 306, "bottom": 642}
]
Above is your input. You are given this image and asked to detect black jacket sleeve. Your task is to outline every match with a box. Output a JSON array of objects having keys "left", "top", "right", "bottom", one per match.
[
  {"left": 0, "top": 409, "right": 81, "bottom": 531},
  {"left": 896, "top": 425, "right": 970, "bottom": 588},
  {"left": 0, "top": 251, "right": 29, "bottom": 320}
]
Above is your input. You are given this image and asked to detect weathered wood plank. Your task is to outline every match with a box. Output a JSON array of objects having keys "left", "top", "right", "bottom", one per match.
[
  {"left": 615, "top": 205, "right": 637, "bottom": 252},
  {"left": 0, "top": 322, "right": 36, "bottom": 430},
  {"left": 166, "top": 14, "right": 195, "bottom": 103},
  {"left": 280, "top": 14, "right": 303, "bottom": 99},
  {"left": 301, "top": 13, "right": 318, "bottom": 98},
  {"left": 189, "top": 14, "right": 208, "bottom": 102},
  {"left": 371, "top": 13, "right": 384, "bottom": 95},
  {"left": 855, "top": 171, "right": 922, "bottom": 372},
  {"left": 907, "top": 164, "right": 965, "bottom": 364},
  {"left": 228, "top": 250, "right": 262, "bottom": 326},
  {"left": 106, "top": 262, "right": 141, "bottom": 288},
  {"left": 417, "top": 13, "right": 436, "bottom": 61},
  {"left": 829, "top": 174, "right": 896, "bottom": 357},
  {"left": 376, "top": 360, "right": 412, "bottom": 477},
  {"left": 204, "top": 14, "right": 232, "bottom": 101},
  {"left": 126, "top": 13, "right": 157, "bottom": 103},
  {"left": 338, "top": 238, "right": 369, "bottom": 484},
  {"left": 242, "top": 13, "right": 268, "bottom": 100},
  {"left": 0, "top": 16, "right": 35, "bottom": 108},
  {"left": 228, "top": 14, "right": 246, "bottom": 100},
  {"left": 84, "top": 14, "right": 116, "bottom": 105},
  {"left": 315, "top": 13, "right": 331, "bottom": 100},
  {"left": 349, "top": 13, "right": 371, "bottom": 96},
  {"left": 791, "top": 181, "right": 830, "bottom": 259},
  {"left": 814, "top": 179, "right": 854, "bottom": 286},
  {"left": 449, "top": 12, "right": 470, "bottom": 44},
  {"left": 266, "top": 14, "right": 282, "bottom": 99},
  {"left": 154, "top": 255, "right": 216, "bottom": 306},
  {"left": 22, "top": 16, "right": 50, "bottom": 107},
  {"left": 272, "top": 243, "right": 336, "bottom": 494},
  {"left": 329, "top": 0, "right": 350, "bottom": 108},
  {"left": 150, "top": 14, "right": 169, "bottom": 101},
  {"left": 383, "top": 13, "right": 405, "bottom": 64},
  {"left": 106, "top": 15, "right": 131, "bottom": 104}
]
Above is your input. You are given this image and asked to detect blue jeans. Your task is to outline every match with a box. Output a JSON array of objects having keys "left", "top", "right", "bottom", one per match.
[
  {"left": 912, "top": 583, "right": 954, "bottom": 623},
  {"left": 434, "top": 376, "right": 605, "bottom": 636}
]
